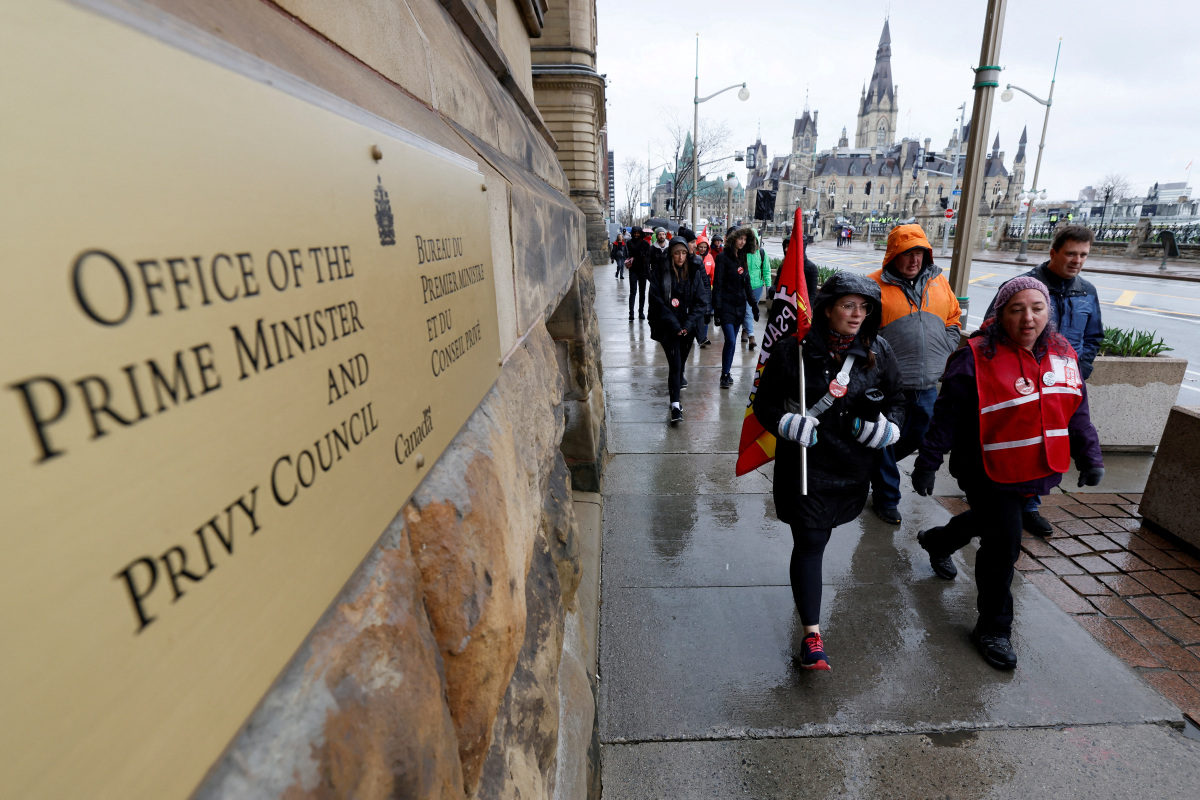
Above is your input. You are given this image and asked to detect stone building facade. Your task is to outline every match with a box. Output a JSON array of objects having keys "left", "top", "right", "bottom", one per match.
[{"left": 23, "top": 1, "right": 607, "bottom": 799}]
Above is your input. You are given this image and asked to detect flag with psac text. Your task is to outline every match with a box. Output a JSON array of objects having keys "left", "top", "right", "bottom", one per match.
[{"left": 735, "top": 208, "right": 813, "bottom": 475}]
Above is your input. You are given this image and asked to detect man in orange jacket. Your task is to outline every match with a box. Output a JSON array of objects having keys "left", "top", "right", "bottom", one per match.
[{"left": 868, "top": 225, "right": 963, "bottom": 524}]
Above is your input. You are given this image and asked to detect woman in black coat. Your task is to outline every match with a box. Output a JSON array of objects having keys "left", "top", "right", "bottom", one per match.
[
  {"left": 711, "top": 227, "right": 758, "bottom": 389},
  {"left": 753, "top": 272, "right": 904, "bottom": 670},
  {"left": 610, "top": 234, "right": 628, "bottom": 279},
  {"left": 648, "top": 237, "right": 710, "bottom": 423}
]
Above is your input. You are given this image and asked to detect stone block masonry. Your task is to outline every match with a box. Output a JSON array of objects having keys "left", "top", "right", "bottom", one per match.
[{"left": 114, "top": 0, "right": 611, "bottom": 797}]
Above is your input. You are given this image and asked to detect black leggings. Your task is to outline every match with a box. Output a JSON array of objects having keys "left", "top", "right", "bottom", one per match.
[
  {"left": 629, "top": 275, "right": 647, "bottom": 316},
  {"left": 922, "top": 485, "right": 1024, "bottom": 636},
  {"left": 788, "top": 525, "right": 833, "bottom": 626},
  {"left": 661, "top": 334, "right": 694, "bottom": 403}
]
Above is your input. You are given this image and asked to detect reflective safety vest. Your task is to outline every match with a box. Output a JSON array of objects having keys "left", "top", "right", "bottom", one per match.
[{"left": 970, "top": 337, "right": 1083, "bottom": 484}]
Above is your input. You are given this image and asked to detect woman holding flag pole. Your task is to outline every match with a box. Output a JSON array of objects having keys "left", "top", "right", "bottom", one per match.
[{"left": 741, "top": 212, "right": 904, "bottom": 670}]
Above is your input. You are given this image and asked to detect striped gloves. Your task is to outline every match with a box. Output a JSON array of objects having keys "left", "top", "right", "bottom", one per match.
[
  {"left": 852, "top": 413, "right": 900, "bottom": 450},
  {"left": 778, "top": 413, "right": 819, "bottom": 447}
]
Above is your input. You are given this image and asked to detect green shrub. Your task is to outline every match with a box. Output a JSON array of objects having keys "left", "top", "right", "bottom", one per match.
[
  {"left": 817, "top": 265, "right": 841, "bottom": 286},
  {"left": 1098, "top": 326, "right": 1173, "bottom": 357},
  {"left": 769, "top": 256, "right": 783, "bottom": 273}
]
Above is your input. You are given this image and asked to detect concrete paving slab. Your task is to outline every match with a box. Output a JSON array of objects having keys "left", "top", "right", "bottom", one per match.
[
  {"left": 606, "top": 421, "right": 742, "bottom": 454},
  {"left": 601, "top": 492, "right": 958, "bottom": 591},
  {"left": 601, "top": 723, "right": 1200, "bottom": 799},
  {"left": 598, "top": 576, "right": 1178, "bottom": 742},
  {"left": 604, "top": 454, "right": 772, "bottom": 496},
  {"left": 1063, "top": 452, "right": 1156, "bottom": 495}
]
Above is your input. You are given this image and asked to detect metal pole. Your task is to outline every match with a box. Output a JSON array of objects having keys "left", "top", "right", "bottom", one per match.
[
  {"left": 948, "top": 0, "right": 1008, "bottom": 317},
  {"left": 942, "top": 102, "right": 967, "bottom": 256},
  {"left": 1017, "top": 39, "right": 1061, "bottom": 263},
  {"left": 692, "top": 34, "right": 700, "bottom": 232}
]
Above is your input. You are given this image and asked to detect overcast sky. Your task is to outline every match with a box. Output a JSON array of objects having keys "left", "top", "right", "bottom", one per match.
[{"left": 597, "top": 0, "right": 1200, "bottom": 207}]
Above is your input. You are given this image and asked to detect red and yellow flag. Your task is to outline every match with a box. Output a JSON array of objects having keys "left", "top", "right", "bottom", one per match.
[{"left": 735, "top": 208, "right": 814, "bottom": 475}]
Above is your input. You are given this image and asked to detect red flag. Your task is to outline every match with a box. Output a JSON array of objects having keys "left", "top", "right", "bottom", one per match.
[{"left": 735, "top": 208, "right": 814, "bottom": 475}]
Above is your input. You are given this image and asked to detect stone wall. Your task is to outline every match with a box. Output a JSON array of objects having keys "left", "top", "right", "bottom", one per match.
[{"left": 122, "top": 0, "right": 605, "bottom": 797}]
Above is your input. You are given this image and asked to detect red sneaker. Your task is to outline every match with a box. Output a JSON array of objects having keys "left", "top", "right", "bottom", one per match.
[{"left": 799, "top": 632, "right": 831, "bottom": 671}]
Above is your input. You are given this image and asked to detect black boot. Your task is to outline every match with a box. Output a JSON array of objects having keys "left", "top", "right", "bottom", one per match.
[
  {"left": 971, "top": 628, "right": 1017, "bottom": 670},
  {"left": 1022, "top": 510, "right": 1053, "bottom": 537},
  {"left": 918, "top": 529, "right": 958, "bottom": 580}
]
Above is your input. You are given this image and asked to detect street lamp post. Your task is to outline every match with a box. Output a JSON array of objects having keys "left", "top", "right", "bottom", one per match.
[
  {"left": 1002, "top": 38, "right": 1061, "bottom": 262},
  {"left": 693, "top": 34, "right": 749, "bottom": 232},
  {"left": 724, "top": 173, "right": 739, "bottom": 229}
]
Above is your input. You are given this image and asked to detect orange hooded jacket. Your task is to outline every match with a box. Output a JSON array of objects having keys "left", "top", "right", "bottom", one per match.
[{"left": 869, "top": 224, "right": 963, "bottom": 390}]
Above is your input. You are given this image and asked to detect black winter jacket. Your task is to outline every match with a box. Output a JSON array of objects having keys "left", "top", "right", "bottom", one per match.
[
  {"left": 610, "top": 241, "right": 628, "bottom": 261},
  {"left": 754, "top": 272, "right": 905, "bottom": 527},
  {"left": 627, "top": 237, "right": 652, "bottom": 276},
  {"left": 712, "top": 249, "right": 756, "bottom": 326},
  {"left": 648, "top": 239, "right": 710, "bottom": 342}
]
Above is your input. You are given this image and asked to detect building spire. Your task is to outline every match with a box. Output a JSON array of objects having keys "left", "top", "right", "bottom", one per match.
[
  {"left": 1016, "top": 125, "right": 1028, "bottom": 162},
  {"left": 865, "top": 19, "right": 894, "bottom": 105}
]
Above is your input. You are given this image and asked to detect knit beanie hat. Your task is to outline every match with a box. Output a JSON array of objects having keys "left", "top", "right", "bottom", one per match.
[{"left": 992, "top": 275, "right": 1050, "bottom": 314}]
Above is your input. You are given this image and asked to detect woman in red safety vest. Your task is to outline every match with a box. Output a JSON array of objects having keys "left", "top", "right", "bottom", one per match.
[{"left": 910, "top": 276, "right": 1104, "bottom": 670}]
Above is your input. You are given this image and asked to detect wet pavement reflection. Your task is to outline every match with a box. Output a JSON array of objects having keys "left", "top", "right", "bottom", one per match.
[{"left": 594, "top": 270, "right": 1199, "bottom": 796}]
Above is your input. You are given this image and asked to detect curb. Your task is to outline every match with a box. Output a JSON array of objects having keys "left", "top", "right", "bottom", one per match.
[{"left": 970, "top": 257, "right": 1200, "bottom": 284}]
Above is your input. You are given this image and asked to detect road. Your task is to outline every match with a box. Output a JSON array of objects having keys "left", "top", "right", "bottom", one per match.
[{"left": 764, "top": 240, "right": 1200, "bottom": 404}]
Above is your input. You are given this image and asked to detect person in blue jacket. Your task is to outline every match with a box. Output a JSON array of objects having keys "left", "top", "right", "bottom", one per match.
[{"left": 982, "top": 224, "right": 1102, "bottom": 536}]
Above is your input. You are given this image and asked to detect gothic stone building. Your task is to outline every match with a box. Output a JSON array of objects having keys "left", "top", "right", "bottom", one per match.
[{"left": 753, "top": 20, "right": 1026, "bottom": 244}]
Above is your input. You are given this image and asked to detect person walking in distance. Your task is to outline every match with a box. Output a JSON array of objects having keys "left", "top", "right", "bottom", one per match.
[
  {"left": 982, "top": 225, "right": 1103, "bottom": 537},
  {"left": 648, "top": 236, "right": 709, "bottom": 423},
  {"left": 754, "top": 272, "right": 904, "bottom": 669},
  {"left": 712, "top": 227, "right": 759, "bottom": 388},
  {"left": 742, "top": 228, "right": 771, "bottom": 351},
  {"left": 867, "top": 225, "right": 963, "bottom": 525},
  {"left": 912, "top": 276, "right": 1104, "bottom": 669},
  {"left": 626, "top": 226, "right": 652, "bottom": 322},
  {"left": 610, "top": 233, "right": 628, "bottom": 280},
  {"left": 695, "top": 231, "right": 716, "bottom": 348}
]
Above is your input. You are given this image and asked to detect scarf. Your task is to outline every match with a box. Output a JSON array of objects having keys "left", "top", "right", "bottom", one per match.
[{"left": 826, "top": 330, "right": 857, "bottom": 360}]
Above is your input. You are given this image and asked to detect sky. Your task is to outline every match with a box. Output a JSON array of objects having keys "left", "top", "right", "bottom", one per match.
[{"left": 597, "top": 0, "right": 1200, "bottom": 209}]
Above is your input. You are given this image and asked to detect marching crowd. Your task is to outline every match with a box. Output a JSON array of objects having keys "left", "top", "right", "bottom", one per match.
[{"left": 611, "top": 222, "right": 1107, "bottom": 673}]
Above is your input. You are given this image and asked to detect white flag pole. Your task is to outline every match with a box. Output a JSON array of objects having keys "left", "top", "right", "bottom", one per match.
[{"left": 799, "top": 339, "right": 807, "bottom": 496}]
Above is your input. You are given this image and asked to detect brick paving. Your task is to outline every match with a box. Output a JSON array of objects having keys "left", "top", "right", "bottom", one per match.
[{"left": 939, "top": 491, "right": 1200, "bottom": 724}]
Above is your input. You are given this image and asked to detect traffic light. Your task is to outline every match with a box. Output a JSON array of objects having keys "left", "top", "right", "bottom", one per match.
[
  {"left": 939, "top": 197, "right": 949, "bottom": 210},
  {"left": 802, "top": 186, "right": 807, "bottom": 195},
  {"left": 865, "top": 181, "right": 872, "bottom": 195}
]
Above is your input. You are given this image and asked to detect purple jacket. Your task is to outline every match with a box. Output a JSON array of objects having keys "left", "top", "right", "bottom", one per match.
[{"left": 915, "top": 344, "right": 1103, "bottom": 495}]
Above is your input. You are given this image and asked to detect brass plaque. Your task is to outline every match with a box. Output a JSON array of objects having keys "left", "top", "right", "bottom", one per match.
[{"left": 0, "top": 3, "right": 500, "bottom": 798}]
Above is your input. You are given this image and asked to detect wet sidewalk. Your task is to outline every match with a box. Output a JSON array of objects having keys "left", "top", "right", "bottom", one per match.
[{"left": 593, "top": 271, "right": 1200, "bottom": 798}]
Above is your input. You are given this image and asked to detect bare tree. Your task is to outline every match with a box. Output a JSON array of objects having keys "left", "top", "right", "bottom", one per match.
[
  {"left": 659, "top": 112, "right": 733, "bottom": 223},
  {"left": 1096, "top": 172, "right": 1132, "bottom": 203},
  {"left": 617, "top": 157, "right": 644, "bottom": 226},
  {"left": 1095, "top": 173, "right": 1132, "bottom": 233}
]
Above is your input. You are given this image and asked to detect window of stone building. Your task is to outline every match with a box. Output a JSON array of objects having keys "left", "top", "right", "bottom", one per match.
[
  {"left": 880, "top": 184, "right": 888, "bottom": 196},
  {"left": 876, "top": 122, "right": 887, "bottom": 146},
  {"left": 937, "top": 185, "right": 945, "bottom": 196},
  {"left": 828, "top": 182, "right": 836, "bottom": 195},
  {"left": 848, "top": 184, "right": 855, "bottom": 195},
  {"left": 862, "top": 201, "right": 868, "bottom": 210}
]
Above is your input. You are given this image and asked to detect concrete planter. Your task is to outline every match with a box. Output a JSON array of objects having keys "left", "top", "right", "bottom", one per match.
[
  {"left": 1140, "top": 405, "right": 1200, "bottom": 549},
  {"left": 1086, "top": 355, "right": 1188, "bottom": 451}
]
